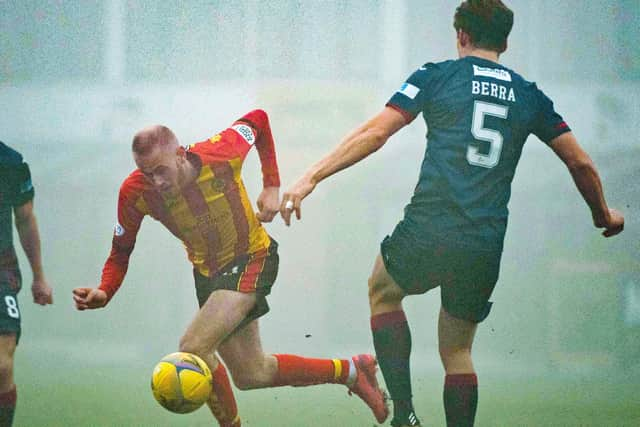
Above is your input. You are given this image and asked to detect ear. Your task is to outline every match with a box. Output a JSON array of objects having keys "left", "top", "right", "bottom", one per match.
[
  {"left": 458, "top": 30, "right": 471, "bottom": 48},
  {"left": 176, "top": 145, "right": 186, "bottom": 158},
  {"left": 500, "top": 40, "right": 508, "bottom": 54}
]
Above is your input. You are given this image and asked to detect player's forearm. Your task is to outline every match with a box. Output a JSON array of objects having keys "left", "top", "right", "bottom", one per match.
[
  {"left": 257, "top": 145, "right": 280, "bottom": 188},
  {"left": 240, "top": 109, "right": 281, "bottom": 187},
  {"left": 98, "top": 244, "right": 132, "bottom": 301},
  {"left": 567, "top": 158, "right": 610, "bottom": 226},
  {"left": 15, "top": 214, "right": 45, "bottom": 281},
  {"left": 307, "top": 124, "right": 387, "bottom": 186}
]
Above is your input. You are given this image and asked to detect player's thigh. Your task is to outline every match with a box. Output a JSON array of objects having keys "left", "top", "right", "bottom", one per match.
[
  {"left": 0, "top": 334, "right": 16, "bottom": 389},
  {"left": 181, "top": 290, "right": 257, "bottom": 353}
]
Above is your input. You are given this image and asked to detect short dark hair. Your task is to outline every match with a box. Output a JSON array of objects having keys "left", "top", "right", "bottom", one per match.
[
  {"left": 454, "top": 0, "right": 514, "bottom": 53},
  {"left": 131, "top": 125, "right": 177, "bottom": 156}
]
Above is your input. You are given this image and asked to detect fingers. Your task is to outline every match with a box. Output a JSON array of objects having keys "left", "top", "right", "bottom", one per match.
[
  {"left": 72, "top": 287, "right": 92, "bottom": 310},
  {"left": 279, "top": 195, "right": 301, "bottom": 226},
  {"left": 72, "top": 287, "right": 89, "bottom": 297},
  {"left": 256, "top": 208, "right": 277, "bottom": 223},
  {"left": 602, "top": 223, "right": 624, "bottom": 238},
  {"left": 279, "top": 198, "right": 291, "bottom": 225},
  {"left": 73, "top": 294, "right": 88, "bottom": 310},
  {"left": 33, "top": 292, "right": 52, "bottom": 306}
]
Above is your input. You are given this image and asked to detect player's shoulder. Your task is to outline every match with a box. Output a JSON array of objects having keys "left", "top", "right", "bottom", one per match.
[
  {"left": 0, "top": 141, "right": 24, "bottom": 166},
  {"left": 410, "top": 59, "right": 455, "bottom": 79},
  {"left": 119, "top": 169, "right": 148, "bottom": 198},
  {"left": 187, "top": 128, "right": 250, "bottom": 164},
  {"left": 503, "top": 67, "right": 550, "bottom": 104},
  {"left": 418, "top": 59, "right": 456, "bottom": 72},
  {"left": 187, "top": 136, "right": 222, "bottom": 155}
]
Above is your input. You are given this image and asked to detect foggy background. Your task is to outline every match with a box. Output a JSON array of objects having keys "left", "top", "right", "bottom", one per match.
[{"left": 1, "top": 0, "right": 638, "bottom": 424}]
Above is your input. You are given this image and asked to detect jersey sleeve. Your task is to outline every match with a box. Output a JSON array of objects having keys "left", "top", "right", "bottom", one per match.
[
  {"left": 8, "top": 162, "right": 35, "bottom": 207},
  {"left": 98, "top": 180, "right": 145, "bottom": 301},
  {"left": 530, "top": 85, "right": 571, "bottom": 144},
  {"left": 231, "top": 109, "right": 281, "bottom": 187},
  {"left": 386, "top": 64, "right": 437, "bottom": 124},
  {"left": 195, "top": 109, "right": 281, "bottom": 187}
]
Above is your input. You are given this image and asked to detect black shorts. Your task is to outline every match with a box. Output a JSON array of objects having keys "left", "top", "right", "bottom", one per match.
[
  {"left": 0, "top": 269, "right": 22, "bottom": 344},
  {"left": 193, "top": 239, "right": 279, "bottom": 332},
  {"left": 380, "top": 228, "right": 501, "bottom": 323}
]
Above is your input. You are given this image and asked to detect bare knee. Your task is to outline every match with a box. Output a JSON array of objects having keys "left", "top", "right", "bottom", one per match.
[
  {"left": 178, "top": 335, "right": 212, "bottom": 361},
  {"left": 368, "top": 274, "right": 404, "bottom": 312},
  {"left": 0, "top": 352, "right": 15, "bottom": 390},
  {"left": 439, "top": 345, "right": 474, "bottom": 374}
]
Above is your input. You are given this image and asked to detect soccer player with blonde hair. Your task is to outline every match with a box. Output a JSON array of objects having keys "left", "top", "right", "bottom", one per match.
[{"left": 72, "top": 110, "right": 388, "bottom": 426}]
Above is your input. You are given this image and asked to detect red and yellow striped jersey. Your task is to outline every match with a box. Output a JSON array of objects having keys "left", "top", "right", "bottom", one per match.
[{"left": 99, "top": 110, "right": 280, "bottom": 300}]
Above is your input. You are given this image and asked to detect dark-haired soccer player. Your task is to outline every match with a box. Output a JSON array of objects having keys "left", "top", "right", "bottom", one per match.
[
  {"left": 0, "top": 142, "right": 53, "bottom": 427},
  {"left": 72, "top": 110, "right": 388, "bottom": 426},
  {"left": 280, "top": 1, "right": 624, "bottom": 426}
]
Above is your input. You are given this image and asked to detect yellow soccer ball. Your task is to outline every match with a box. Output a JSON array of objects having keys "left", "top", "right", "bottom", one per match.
[{"left": 151, "top": 352, "right": 213, "bottom": 413}]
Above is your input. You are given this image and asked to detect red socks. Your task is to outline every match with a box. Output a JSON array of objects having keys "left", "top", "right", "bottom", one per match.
[
  {"left": 272, "top": 354, "right": 351, "bottom": 387},
  {"left": 371, "top": 310, "right": 415, "bottom": 421},
  {"left": 443, "top": 373, "right": 478, "bottom": 427},
  {"left": 211, "top": 363, "right": 240, "bottom": 427}
]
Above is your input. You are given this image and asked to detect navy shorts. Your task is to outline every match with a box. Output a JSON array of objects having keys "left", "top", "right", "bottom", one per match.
[
  {"left": 0, "top": 268, "right": 22, "bottom": 344},
  {"left": 380, "top": 228, "right": 501, "bottom": 323},
  {"left": 193, "top": 239, "right": 279, "bottom": 333}
]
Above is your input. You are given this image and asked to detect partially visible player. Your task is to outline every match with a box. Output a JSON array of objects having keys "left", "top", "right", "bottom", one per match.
[
  {"left": 0, "top": 142, "right": 53, "bottom": 427},
  {"left": 280, "top": 1, "right": 624, "bottom": 426},
  {"left": 72, "top": 110, "right": 388, "bottom": 426}
]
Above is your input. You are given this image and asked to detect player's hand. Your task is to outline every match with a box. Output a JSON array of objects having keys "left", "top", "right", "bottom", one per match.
[
  {"left": 31, "top": 277, "right": 53, "bottom": 305},
  {"left": 72, "top": 287, "right": 108, "bottom": 310},
  {"left": 598, "top": 208, "right": 624, "bottom": 238},
  {"left": 280, "top": 175, "right": 316, "bottom": 226},
  {"left": 256, "top": 186, "right": 280, "bottom": 223}
]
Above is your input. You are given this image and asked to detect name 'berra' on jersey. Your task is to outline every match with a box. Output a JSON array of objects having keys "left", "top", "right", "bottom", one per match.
[{"left": 386, "top": 56, "right": 570, "bottom": 251}]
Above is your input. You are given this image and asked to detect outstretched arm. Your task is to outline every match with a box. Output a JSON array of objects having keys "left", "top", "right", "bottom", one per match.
[
  {"left": 14, "top": 200, "right": 52, "bottom": 305},
  {"left": 280, "top": 106, "right": 407, "bottom": 226},
  {"left": 550, "top": 132, "right": 624, "bottom": 237},
  {"left": 73, "top": 184, "right": 144, "bottom": 310}
]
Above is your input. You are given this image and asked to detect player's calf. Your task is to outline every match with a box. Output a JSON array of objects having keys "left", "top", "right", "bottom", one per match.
[{"left": 227, "top": 355, "right": 278, "bottom": 390}]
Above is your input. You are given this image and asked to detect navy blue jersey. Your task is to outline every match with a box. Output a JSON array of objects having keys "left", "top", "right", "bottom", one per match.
[
  {"left": 0, "top": 142, "right": 35, "bottom": 258},
  {"left": 387, "top": 56, "right": 570, "bottom": 251}
]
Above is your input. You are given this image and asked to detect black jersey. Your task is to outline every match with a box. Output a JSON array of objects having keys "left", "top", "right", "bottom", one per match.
[
  {"left": 0, "top": 142, "right": 35, "bottom": 270},
  {"left": 387, "top": 56, "right": 570, "bottom": 251}
]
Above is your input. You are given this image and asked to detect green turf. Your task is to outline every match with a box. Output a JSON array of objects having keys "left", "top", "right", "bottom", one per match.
[{"left": 14, "top": 357, "right": 640, "bottom": 427}]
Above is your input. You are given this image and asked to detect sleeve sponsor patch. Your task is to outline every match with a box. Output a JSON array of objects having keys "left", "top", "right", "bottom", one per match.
[
  {"left": 114, "top": 222, "right": 125, "bottom": 236},
  {"left": 398, "top": 82, "right": 420, "bottom": 100},
  {"left": 231, "top": 124, "right": 256, "bottom": 145},
  {"left": 19, "top": 178, "right": 33, "bottom": 194}
]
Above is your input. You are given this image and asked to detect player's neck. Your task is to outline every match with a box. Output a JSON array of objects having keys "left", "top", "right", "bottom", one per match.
[{"left": 460, "top": 48, "right": 500, "bottom": 64}]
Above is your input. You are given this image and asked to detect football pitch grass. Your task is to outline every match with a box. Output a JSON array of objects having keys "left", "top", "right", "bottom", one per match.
[{"left": 15, "top": 357, "right": 640, "bottom": 426}]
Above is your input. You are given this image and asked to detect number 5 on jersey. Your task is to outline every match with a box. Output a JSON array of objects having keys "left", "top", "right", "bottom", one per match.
[{"left": 467, "top": 101, "right": 509, "bottom": 169}]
